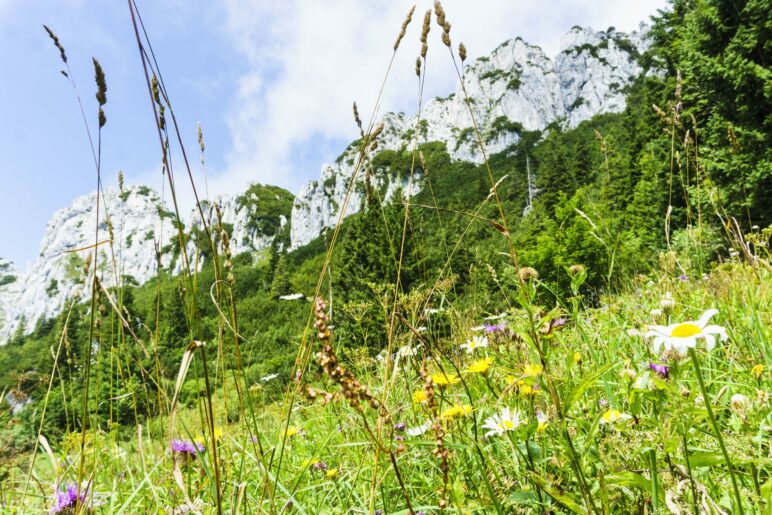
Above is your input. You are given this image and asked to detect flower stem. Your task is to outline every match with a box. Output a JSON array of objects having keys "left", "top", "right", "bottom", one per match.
[{"left": 688, "top": 348, "right": 744, "bottom": 514}]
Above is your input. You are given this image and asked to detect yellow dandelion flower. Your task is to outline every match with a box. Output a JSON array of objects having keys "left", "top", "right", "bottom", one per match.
[
  {"left": 573, "top": 352, "right": 582, "bottom": 365},
  {"left": 536, "top": 411, "right": 549, "bottom": 434},
  {"left": 432, "top": 372, "right": 460, "bottom": 386},
  {"left": 600, "top": 409, "right": 631, "bottom": 425},
  {"left": 467, "top": 357, "right": 493, "bottom": 374},
  {"left": 284, "top": 426, "right": 300, "bottom": 438},
  {"left": 519, "top": 384, "right": 537, "bottom": 396},
  {"left": 325, "top": 468, "right": 338, "bottom": 479},
  {"left": 441, "top": 404, "right": 472, "bottom": 419},
  {"left": 195, "top": 426, "right": 222, "bottom": 446},
  {"left": 523, "top": 363, "right": 542, "bottom": 377},
  {"left": 301, "top": 457, "right": 319, "bottom": 468},
  {"left": 752, "top": 364, "right": 764, "bottom": 379},
  {"left": 413, "top": 390, "right": 428, "bottom": 404},
  {"left": 506, "top": 375, "right": 517, "bottom": 385}
]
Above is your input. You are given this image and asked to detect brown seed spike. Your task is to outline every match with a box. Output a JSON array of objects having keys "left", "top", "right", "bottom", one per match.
[
  {"left": 433, "top": 1, "right": 446, "bottom": 27},
  {"left": 43, "top": 25, "right": 67, "bottom": 64},
  {"left": 415, "top": 57, "right": 421, "bottom": 77},
  {"left": 420, "top": 9, "right": 431, "bottom": 44},
  {"left": 458, "top": 42, "right": 467, "bottom": 61},
  {"left": 393, "top": 5, "right": 416, "bottom": 51},
  {"left": 93, "top": 58, "right": 107, "bottom": 107}
]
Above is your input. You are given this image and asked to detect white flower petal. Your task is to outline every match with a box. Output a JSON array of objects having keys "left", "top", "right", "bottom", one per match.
[
  {"left": 704, "top": 333, "right": 716, "bottom": 352},
  {"left": 646, "top": 326, "right": 670, "bottom": 338},
  {"left": 672, "top": 337, "right": 696, "bottom": 354},
  {"left": 702, "top": 325, "right": 728, "bottom": 341},
  {"left": 696, "top": 309, "right": 719, "bottom": 329}
]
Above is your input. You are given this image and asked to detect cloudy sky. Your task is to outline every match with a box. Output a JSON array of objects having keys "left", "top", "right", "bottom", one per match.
[{"left": 0, "top": 0, "right": 668, "bottom": 268}]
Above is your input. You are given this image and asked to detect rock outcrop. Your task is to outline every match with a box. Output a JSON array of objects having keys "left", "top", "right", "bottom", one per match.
[
  {"left": 0, "top": 23, "right": 651, "bottom": 344},
  {"left": 0, "top": 184, "right": 292, "bottom": 344},
  {"left": 290, "top": 24, "right": 649, "bottom": 248}
]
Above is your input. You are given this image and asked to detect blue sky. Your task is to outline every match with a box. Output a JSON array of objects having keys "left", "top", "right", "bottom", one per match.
[{"left": 0, "top": 0, "right": 667, "bottom": 268}]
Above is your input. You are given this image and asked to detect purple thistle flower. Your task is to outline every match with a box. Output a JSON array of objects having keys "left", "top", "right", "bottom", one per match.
[
  {"left": 172, "top": 439, "right": 204, "bottom": 455},
  {"left": 51, "top": 484, "right": 86, "bottom": 514},
  {"left": 394, "top": 422, "right": 406, "bottom": 432},
  {"left": 312, "top": 460, "right": 328, "bottom": 472},
  {"left": 649, "top": 362, "right": 670, "bottom": 379},
  {"left": 485, "top": 322, "right": 508, "bottom": 333},
  {"left": 551, "top": 317, "right": 567, "bottom": 329},
  {"left": 679, "top": 274, "right": 689, "bottom": 282}
]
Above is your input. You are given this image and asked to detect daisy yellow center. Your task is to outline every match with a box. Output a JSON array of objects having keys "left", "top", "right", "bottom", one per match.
[
  {"left": 502, "top": 420, "right": 514, "bottom": 429},
  {"left": 671, "top": 323, "right": 701, "bottom": 338}
]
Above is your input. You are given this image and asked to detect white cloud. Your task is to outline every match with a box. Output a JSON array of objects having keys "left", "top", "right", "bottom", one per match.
[{"left": 207, "top": 0, "right": 668, "bottom": 198}]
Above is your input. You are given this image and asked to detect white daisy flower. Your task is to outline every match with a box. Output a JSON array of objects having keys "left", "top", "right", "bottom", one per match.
[
  {"left": 482, "top": 407, "right": 525, "bottom": 438},
  {"left": 459, "top": 335, "right": 489, "bottom": 354},
  {"left": 645, "top": 309, "right": 728, "bottom": 354},
  {"left": 406, "top": 421, "right": 432, "bottom": 437}
]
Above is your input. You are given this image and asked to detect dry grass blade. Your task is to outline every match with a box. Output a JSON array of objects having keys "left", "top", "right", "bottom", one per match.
[
  {"left": 168, "top": 340, "right": 206, "bottom": 437},
  {"left": 37, "top": 435, "right": 59, "bottom": 482}
]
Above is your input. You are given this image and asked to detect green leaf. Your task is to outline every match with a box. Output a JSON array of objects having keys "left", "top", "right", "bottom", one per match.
[
  {"left": 605, "top": 472, "right": 652, "bottom": 492},
  {"left": 528, "top": 471, "right": 584, "bottom": 514},
  {"left": 565, "top": 361, "right": 620, "bottom": 413}
]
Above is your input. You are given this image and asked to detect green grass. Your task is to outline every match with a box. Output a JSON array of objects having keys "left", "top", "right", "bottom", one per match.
[
  {"left": 2, "top": 1, "right": 770, "bottom": 513},
  {"left": 1, "top": 261, "right": 770, "bottom": 513}
]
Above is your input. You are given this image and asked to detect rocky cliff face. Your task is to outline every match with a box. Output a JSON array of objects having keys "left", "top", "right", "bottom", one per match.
[
  {"left": 0, "top": 185, "right": 292, "bottom": 344},
  {"left": 290, "top": 24, "right": 649, "bottom": 248},
  {"left": 1, "top": 23, "right": 650, "bottom": 344},
  {"left": 0, "top": 187, "right": 177, "bottom": 343}
]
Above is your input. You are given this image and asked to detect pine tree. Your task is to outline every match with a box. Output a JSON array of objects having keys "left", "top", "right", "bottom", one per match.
[{"left": 270, "top": 255, "right": 291, "bottom": 298}]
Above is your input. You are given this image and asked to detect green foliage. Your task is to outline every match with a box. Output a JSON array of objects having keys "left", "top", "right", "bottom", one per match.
[
  {"left": 649, "top": 0, "right": 772, "bottom": 227},
  {"left": 2, "top": 7, "right": 770, "bottom": 503},
  {"left": 236, "top": 183, "right": 295, "bottom": 242}
]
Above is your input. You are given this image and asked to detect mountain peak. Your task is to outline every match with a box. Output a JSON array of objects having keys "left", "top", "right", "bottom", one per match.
[{"left": 290, "top": 24, "right": 650, "bottom": 249}]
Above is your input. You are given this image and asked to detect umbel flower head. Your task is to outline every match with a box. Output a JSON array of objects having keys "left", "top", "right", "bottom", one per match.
[
  {"left": 646, "top": 309, "right": 727, "bottom": 355},
  {"left": 482, "top": 407, "right": 525, "bottom": 438}
]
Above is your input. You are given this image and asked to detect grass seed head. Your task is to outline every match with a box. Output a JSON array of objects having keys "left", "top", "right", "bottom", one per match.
[
  {"left": 393, "top": 5, "right": 416, "bottom": 51},
  {"left": 43, "top": 25, "right": 67, "bottom": 64}
]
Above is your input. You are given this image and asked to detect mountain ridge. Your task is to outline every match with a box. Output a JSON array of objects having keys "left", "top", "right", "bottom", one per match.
[
  {"left": 289, "top": 23, "right": 650, "bottom": 248},
  {"left": 0, "top": 22, "right": 651, "bottom": 344}
]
